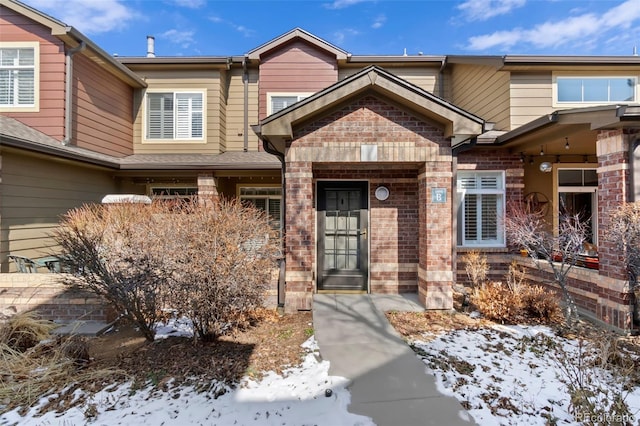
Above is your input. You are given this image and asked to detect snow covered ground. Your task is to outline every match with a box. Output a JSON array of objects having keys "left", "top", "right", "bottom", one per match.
[{"left": 3, "top": 320, "right": 639, "bottom": 425}]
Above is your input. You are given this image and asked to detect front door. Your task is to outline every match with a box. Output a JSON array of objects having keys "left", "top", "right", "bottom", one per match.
[{"left": 317, "top": 181, "right": 368, "bottom": 291}]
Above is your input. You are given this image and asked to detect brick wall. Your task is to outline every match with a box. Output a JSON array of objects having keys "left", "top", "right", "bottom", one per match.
[
  {"left": 0, "top": 274, "right": 111, "bottom": 322},
  {"left": 285, "top": 95, "right": 452, "bottom": 311}
]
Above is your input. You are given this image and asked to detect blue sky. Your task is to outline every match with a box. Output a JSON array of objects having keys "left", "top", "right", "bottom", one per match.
[{"left": 22, "top": 0, "right": 640, "bottom": 57}]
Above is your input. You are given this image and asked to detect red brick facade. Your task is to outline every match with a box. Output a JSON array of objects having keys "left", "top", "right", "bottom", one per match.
[{"left": 283, "top": 95, "right": 456, "bottom": 311}]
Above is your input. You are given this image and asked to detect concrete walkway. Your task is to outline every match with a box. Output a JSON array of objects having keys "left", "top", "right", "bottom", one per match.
[{"left": 313, "top": 294, "right": 476, "bottom": 426}]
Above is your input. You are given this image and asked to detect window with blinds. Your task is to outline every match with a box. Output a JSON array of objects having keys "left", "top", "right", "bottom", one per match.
[
  {"left": 268, "top": 94, "right": 309, "bottom": 115},
  {"left": 146, "top": 92, "right": 203, "bottom": 140},
  {"left": 239, "top": 187, "right": 282, "bottom": 237},
  {"left": 0, "top": 47, "right": 35, "bottom": 107},
  {"left": 457, "top": 171, "right": 505, "bottom": 247}
]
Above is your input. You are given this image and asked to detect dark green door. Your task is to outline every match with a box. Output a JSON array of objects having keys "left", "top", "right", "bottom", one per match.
[{"left": 317, "top": 181, "right": 368, "bottom": 291}]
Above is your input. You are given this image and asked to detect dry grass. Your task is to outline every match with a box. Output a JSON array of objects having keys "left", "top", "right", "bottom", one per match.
[
  {"left": 0, "top": 311, "right": 57, "bottom": 352},
  {"left": 0, "top": 313, "right": 128, "bottom": 416}
]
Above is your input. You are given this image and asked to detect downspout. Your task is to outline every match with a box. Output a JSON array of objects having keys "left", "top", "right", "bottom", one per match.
[
  {"left": 62, "top": 41, "right": 86, "bottom": 146},
  {"left": 243, "top": 56, "right": 249, "bottom": 152},
  {"left": 261, "top": 136, "right": 286, "bottom": 308},
  {"left": 438, "top": 57, "right": 447, "bottom": 98}
]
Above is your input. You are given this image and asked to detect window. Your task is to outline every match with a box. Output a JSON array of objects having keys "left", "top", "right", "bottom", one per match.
[
  {"left": 457, "top": 171, "right": 505, "bottom": 247},
  {"left": 0, "top": 43, "right": 38, "bottom": 110},
  {"left": 239, "top": 187, "right": 282, "bottom": 236},
  {"left": 146, "top": 92, "right": 204, "bottom": 140},
  {"left": 151, "top": 187, "right": 198, "bottom": 199},
  {"left": 268, "top": 93, "right": 311, "bottom": 115},
  {"left": 557, "top": 168, "right": 597, "bottom": 246},
  {"left": 557, "top": 77, "right": 636, "bottom": 103}
]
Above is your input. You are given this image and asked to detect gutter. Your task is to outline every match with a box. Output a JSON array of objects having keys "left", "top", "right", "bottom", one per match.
[
  {"left": 62, "top": 41, "right": 86, "bottom": 146},
  {"left": 243, "top": 55, "right": 249, "bottom": 152},
  {"left": 253, "top": 125, "right": 287, "bottom": 308}
]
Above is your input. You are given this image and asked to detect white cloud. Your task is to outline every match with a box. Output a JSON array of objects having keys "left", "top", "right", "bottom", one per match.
[
  {"left": 457, "top": 0, "right": 526, "bottom": 22},
  {"left": 332, "top": 28, "right": 360, "bottom": 44},
  {"left": 161, "top": 29, "right": 195, "bottom": 48},
  {"left": 25, "top": 0, "right": 138, "bottom": 34},
  {"left": 207, "top": 15, "right": 254, "bottom": 37},
  {"left": 324, "top": 0, "right": 373, "bottom": 10},
  {"left": 466, "top": 0, "right": 640, "bottom": 51},
  {"left": 372, "top": 14, "right": 386, "bottom": 29},
  {"left": 165, "top": 0, "right": 206, "bottom": 8}
]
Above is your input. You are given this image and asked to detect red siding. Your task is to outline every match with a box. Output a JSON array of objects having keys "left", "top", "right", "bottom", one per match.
[
  {"left": 0, "top": 6, "right": 65, "bottom": 140},
  {"left": 259, "top": 39, "right": 338, "bottom": 120},
  {"left": 73, "top": 54, "right": 134, "bottom": 156}
]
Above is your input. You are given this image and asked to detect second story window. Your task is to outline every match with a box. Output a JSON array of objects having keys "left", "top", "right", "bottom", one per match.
[
  {"left": 146, "top": 92, "right": 204, "bottom": 140},
  {"left": 0, "top": 45, "right": 36, "bottom": 108},
  {"left": 268, "top": 93, "right": 310, "bottom": 115},
  {"left": 557, "top": 77, "right": 636, "bottom": 104}
]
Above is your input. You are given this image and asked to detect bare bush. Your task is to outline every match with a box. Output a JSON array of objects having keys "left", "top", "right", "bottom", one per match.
[
  {"left": 164, "top": 198, "right": 280, "bottom": 342},
  {"left": 505, "top": 201, "right": 589, "bottom": 327},
  {"left": 608, "top": 202, "right": 640, "bottom": 324},
  {"left": 54, "top": 203, "right": 174, "bottom": 341},
  {"left": 551, "top": 331, "right": 637, "bottom": 425},
  {"left": 471, "top": 282, "right": 523, "bottom": 323},
  {"left": 462, "top": 250, "right": 488, "bottom": 288},
  {"left": 471, "top": 261, "right": 561, "bottom": 324},
  {"left": 54, "top": 198, "right": 279, "bottom": 343}
]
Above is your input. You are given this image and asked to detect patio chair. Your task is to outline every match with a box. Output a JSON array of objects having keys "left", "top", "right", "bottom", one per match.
[{"left": 8, "top": 255, "right": 39, "bottom": 273}]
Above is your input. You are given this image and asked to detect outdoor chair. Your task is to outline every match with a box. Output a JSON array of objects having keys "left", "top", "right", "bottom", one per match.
[{"left": 8, "top": 255, "right": 39, "bottom": 273}]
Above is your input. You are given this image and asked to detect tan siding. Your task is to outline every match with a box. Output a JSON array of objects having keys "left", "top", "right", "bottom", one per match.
[
  {"left": 450, "top": 63, "right": 510, "bottom": 130},
  {"left": 0, "top": 151, "right": 117, "bottom": 272},
  {"left": 259, "top": 40, "right": 337, "bottom": 119},
  {"left": 339, "top": 66, "right": 440, "bottom": 94},
  {"left": 132, "top": 70, "right": 222, "bottom": 154},
  {"left": 226, "top": 68, "right": 259, "bottom": 151},
  {"left": 73, "top": 54, "right": 134, "bottom": 157},
  {"left": 510, "top": 72, "right": 553, "bottom": 129},
  {"left": 0, "top": 6, "right": 65, "bottom": 140}
]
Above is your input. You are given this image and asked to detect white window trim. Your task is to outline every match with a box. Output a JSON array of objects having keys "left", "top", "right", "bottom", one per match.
[
  {"left": 553, "top": 164, "right": 598, "bottom": 247},
  {"left": 457, "top": 170, "right": 506, "bottom": 248},
  {"left": 267, "top": 92, "right": 313, "bottom": 116},
  {"left": 143, "top": 89, "right": 206, "bottom": 144},
  {"left": 552, "top": 73, "right": 638, "bottom": 107},
  {"left": 0, "top": 41, "right": 39, "bottom": 112}
]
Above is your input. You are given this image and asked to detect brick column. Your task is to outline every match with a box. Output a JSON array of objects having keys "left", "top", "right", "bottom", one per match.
[
  {"left": 596, "top": 129, "right": 634, "bottom": 329},
  {"left": 197, "top": 173, "right": 219, "bottom": 207},
  {"left": 284, "top": 161, "right": 314, "bottom": 312},
  {"left": 418, "top": 162, "right": 454, "bottom": 309}
]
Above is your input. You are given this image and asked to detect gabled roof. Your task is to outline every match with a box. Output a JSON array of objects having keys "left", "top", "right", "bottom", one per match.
[
  {"left": 0, "top": 0, "right": 146, "bottom": 88},
  {"left": 247, "top": 27, "right": 349, "bottom": 61},
  {"left": 254, "top": 65, "right": 484, "bottom": 154}
]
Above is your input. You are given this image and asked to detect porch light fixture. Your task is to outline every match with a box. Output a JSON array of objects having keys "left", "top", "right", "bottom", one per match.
[
  {"left": 540, "top": 145, "right": 545, "bottom": 156},
  {"left": 539, "top": 162, "right": 553, "bottom": 173},
  {"left": 375, "top": 186, "right": 390, "bottom": 201},
  {"left": 565, "top": 137, "right": 570, "bottom": 150}
]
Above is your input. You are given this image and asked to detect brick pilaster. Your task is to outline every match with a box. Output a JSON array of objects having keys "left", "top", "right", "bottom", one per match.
[
  {"left": 197, "top": 173, "right": 219, "bottom": 207},
  {"left": 418, "top": 162, "right": 454, "bottom": 309}
]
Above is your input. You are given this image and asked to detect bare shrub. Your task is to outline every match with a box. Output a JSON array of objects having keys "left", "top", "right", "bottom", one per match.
[
  {"left": 505, "top": 201, "right": 589, "bottom": 327},
  {"left": 471, "top": 282, "right": 523, "bottom": 324},
  {"left": 165, "top": 198, "right": 280, "bottom": 342},
  {"left": 462, "top": 250, "right": 488, "bottom": 288},
  {"left": 471, "top": 262, "right": 561, "bottom": 324},
  {"left": 54, "top": 202, "right": 174, "bottom": 341},
  {"left": 550, "top": 331, "right": 637, "bottom": 425},
  {"left": 520, "top": 285, "right": 562, "bottom": 324}
]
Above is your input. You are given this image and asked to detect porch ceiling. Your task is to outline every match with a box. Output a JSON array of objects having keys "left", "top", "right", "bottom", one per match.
[
  {"left": 254, "top": 66, "right": 484, "bottom": 155},
  {"left": 497, "top": 105, "right": 640, "bottom": 156}
]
